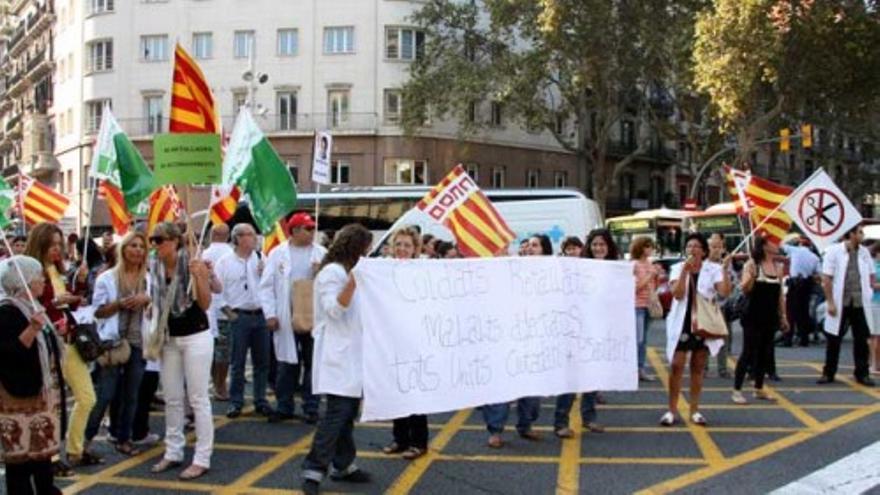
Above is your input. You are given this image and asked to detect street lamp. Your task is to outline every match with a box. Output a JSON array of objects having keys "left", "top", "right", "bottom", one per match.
[{"left": 241, "top": 50, "right": 269, "bottom": 117}]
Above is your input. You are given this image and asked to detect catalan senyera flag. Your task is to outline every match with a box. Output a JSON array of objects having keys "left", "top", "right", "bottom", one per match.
[
  {"left": 101, "top": 181, "right": 132, "bottom": 235},
  {"left": 20, "top": 174, "right": 70, "bottom": 225},
  {"left": 723, "top": 165, "right": 752, "bottom": 215},
  {"left": 417, "top": 165, "right": 516, "bottom": 257},
  {"left": 170, "top": 43, "right": 218, "bottom": 133},
  {"left": 209, "top": 184, "right": 241, "bottom": 226},
  {"left": 147, "top": 185, "right": 183, "bottom": 235},
  {"left": 262, "top": 221, "right": 287, "bottom": 255},
  {"left": 743, "top": 174, "right": 794, "bottom": 245}
]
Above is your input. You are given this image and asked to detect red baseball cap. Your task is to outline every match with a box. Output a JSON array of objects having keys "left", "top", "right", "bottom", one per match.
[{"left": 287, "top": 212, "right": 316, "bottom": 230}]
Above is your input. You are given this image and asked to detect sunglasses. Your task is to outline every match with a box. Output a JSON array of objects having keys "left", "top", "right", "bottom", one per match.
[{"left": 149, "top": 236, "right": 170, "bottom": 245}]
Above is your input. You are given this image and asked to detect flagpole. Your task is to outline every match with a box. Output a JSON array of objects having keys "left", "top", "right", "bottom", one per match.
[
  {"left": 74, "top": 177, "right": 99, "bottom": 293},
  {"left": 17, "top": 173, "right": 26, "bottom": 236},
  {"left": 729, "top": 167, "right": 824, "bottom": 254}
]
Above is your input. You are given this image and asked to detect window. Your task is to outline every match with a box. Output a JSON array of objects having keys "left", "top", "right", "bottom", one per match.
[
  {"left": 526, "top": 169, "right": 540, "bottom": 188},
  {"left": 89, "top": 0, "right": 113, "bottom": 15},
  {"left": 66, "top": 111, "right": 73, "bottom": 136},
  {"left": 286, "top": 159, "right": 299, "bottom": 184},
  {"left": 466, "top": 163, "right": 479, "bottom": 183},
  {"left": 277, "top": 29, "right": 298, "bottom": 57},
  {"left": 277, "top": 91, "right": 297, "bottom": 131},
  {"left": 554, "top": 171, "right": 568, "bottom": 188},
  {"left": 384, "top": 89, "right": 401, "bottom": 124},
  {"left": 144, "top": 95, "right": 163, "bottom": 134},
  {"left": 323, "top": 26, "right": 354, "bottom": 54},
  {"left": 385, "top": 27, "right": 424, "bottom": 60},
  {"left": 331, "top": 160, "right": 350, "bottom": 185},
  {"left": 491, "top": 166, "right": 505, "bottom": 188},
  {"left": 327, "top": 89, "right": 350, "bottom": 127},
  {"left": 555, "top": 115, "right": 565, "bottom": 135},
  {"left": 649, "top": 176, "right": 664, "bottom": 206},
  {"left": 85, "top": 99, "right": 110, "bottom": 134},
  {"left": 234, "top": 31, "right": 255, "bottom": 59},
  {"left": 467, "top": 101, "right": 477, "bottom": 123},
  {"left": 232, "top": 92, "right": 247, "bottom": 115},
  {"left": 192, "top": 32, "right": 212, "bottom": 59},
  {"left": 86, "top": 39, "right": 113, "bottom": 73},
  {"left": 621, "top": 120, "right": 635, "bottom": 149},
  {"left": 140, "top": 35, "right": 169, "bottom": 62},
  {"left": 384, "top": 159, "right": 428, "bottom": 185},
  {"left": 490, "top": 101, "right": 503, "bottom": 127}
]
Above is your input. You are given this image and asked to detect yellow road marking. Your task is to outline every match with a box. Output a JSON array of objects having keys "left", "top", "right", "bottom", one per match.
[
  {"left": 635, "top": 403, "right": 880, "bottom": 494},
  {"left": 647, "top": 348, "right": 725, "bottom": 465},
  {"left": 726, "top": 356, "right": 822, "bottom": 430},
  {"left": 218, "top": 431, "right": 315, "bottom": 494},
  {"left": 97, "top": 475, "right": 224, "bottom": 491},
  {"left": 580, "top": 457, "right": 708, "bottom": 465},
  {"left": 556, "top": 396, "right": 584, "bottom": 494},
  {"left": 803, "top": 362, "right": 880, "bottom": 400},
  {"left": 386, "top": 408, "right": 471, "bottom": 494}
]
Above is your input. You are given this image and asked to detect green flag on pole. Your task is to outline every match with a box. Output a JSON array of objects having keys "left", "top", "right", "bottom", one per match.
[
  {"left": 222, "top": 109, "right": 298, "bottom": 233},
  {"left": 90, "top": 106, "right": 156, "bottom": 211},
  {"left": 0, "top": 176, "right": 14, "bottom": 229}
]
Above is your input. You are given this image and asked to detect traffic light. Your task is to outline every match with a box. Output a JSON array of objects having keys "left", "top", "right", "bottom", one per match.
[
  {"left": 801, "top": 124, "right": 813, "bottom": 149},
  {"left": 779, "top": 128, "right": 791, "bottom": 152}
]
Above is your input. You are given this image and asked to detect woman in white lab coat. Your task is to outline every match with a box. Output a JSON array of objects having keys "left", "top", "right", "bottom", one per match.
[
  {"left": 301, "top": 224, "right": 373, "bottom": 494},
  {"left": 661, "top": 233, "right": 731, "bottom": 427}
]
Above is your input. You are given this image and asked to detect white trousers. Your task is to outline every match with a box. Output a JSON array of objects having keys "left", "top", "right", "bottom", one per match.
[{"left": 160, "top": 330, "right": 215, "bottom": 468}]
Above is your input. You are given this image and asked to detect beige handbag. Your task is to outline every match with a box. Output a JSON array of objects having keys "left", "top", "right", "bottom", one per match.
[
  {"left": 97, "top": 339, "right": 131, "bottom": 367},
  {"left": 648, "top": 290, "right": 664, "bottom": 319},
  {"left": 691, "top": 277, "right": 728, "bottom": 338},
  {"left": 291, "top": 279, "right": 314, "bottom": 333}
]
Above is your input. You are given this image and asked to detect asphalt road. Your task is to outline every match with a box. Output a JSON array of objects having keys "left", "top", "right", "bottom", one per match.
[{"left": 2, "top": 321, "right": 878, "bottom": 494}]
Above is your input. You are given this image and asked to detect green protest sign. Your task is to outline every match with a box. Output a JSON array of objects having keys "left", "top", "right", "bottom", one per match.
[{"left": 153, "top": 133, "right": 222, "bottom": 185}]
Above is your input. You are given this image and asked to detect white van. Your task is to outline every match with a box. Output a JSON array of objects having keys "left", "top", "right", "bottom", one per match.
[{"left": 240, "top": 187, "right": 603, "bottom": 254}]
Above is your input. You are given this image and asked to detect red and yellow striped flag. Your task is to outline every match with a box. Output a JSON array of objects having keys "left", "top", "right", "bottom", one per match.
[
  {"left": 743, "top": 174, "right": 793, "bottom": 245},
  {"left": 147, "top": 185, "right": 183, "bottom": 235},
  {"left": 417, "top": 165, "right": 516, "bottom": 257},
  {"left": 170, "top": 43, "right": 218, "bottom": 134},
  {"left": 723, "top": 165, "right": 751, "bottom": 215},
  {"left": 20, "top": 175, "right": 70, "bottom": 225},
  {"left": 209, "top": 184, "right": 240, "bottom": 226},
  {"left": 262, "top": 220, "right": 287, "bottom": 255},
  {"left": 101, "top": 180, "right": 131, "bottom": 235}
]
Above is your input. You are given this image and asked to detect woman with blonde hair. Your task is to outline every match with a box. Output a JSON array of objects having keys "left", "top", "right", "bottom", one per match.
[
  {"left": 382, "top": 227, "right": 429, "bottom": 460},
  {"left": 0, "top": 255, "right": 64, "bottom": 493},
  {"left": 25, "top": 223, "right": 97, "bottom": 473},
  {"left": 85, "top": 232, "right": 152, "bottom": 456}
]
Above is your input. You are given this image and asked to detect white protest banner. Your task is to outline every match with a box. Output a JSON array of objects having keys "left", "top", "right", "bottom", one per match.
[
  {"left": 311, "top": 131, "right": 333, "bottom": 185},
  {"left": 781, "top": 168, "right": 862, "bottom": 250},
  {"left": 354, "top": 256, "right": 637, "bottom": 422}
]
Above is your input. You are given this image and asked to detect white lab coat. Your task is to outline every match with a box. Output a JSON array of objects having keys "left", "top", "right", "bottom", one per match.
[
  {"left": 822, "top": 242, "right": 876, "bottom": 336},
  {"left": 311, "top": 262, "right": 363, "bottom": 398},
  {"left": 258, "top": 242, "right": 326, "bottom": 364},
  {"left": 665, "top": 261, "right": 725, "bottom": 362},
  {"left": 92, "top": 269, "right": 153, "bottom": 343}
]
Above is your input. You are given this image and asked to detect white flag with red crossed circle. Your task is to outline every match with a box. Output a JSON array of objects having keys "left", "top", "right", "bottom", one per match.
[{"left": 782, "top": 168, "right": 862, "bottom": 250}]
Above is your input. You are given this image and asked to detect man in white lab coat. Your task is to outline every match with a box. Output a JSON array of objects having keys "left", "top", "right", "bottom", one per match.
[
  {"left": 818, "top": 225, "right": 876, "bottom": 386},
  {"left": 260, "top": 212, "right": 327, "bottom": 423}
]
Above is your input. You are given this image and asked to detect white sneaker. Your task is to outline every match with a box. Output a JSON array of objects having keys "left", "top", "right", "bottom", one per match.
[
  {"left": 731, "top": 390, "right": 747, "bottom": 404},
  {"left": 659, "top": 411, "right": 676, "bottom": 426}
]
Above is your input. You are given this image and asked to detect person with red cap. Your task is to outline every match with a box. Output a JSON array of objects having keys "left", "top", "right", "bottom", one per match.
[{"left": 260, "top": 212, "right": 327, "bottom": 423}]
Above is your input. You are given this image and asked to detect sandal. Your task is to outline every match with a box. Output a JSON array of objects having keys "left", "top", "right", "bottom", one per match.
[
  {"left": 179, "top": 464, "right": 209, "bottom": 480},
  {"left": 690, "top": 411, "right": 708, "bottom": 426},
  {"left": 487, "top": 434, "right": 504, "bottom": 448},
  {"left": 555, "top": 427, "right": 574, "bottom": 439},
  {"left": 518, "top": 430, "right": 542, "bottom": 441},
  {"left": 115, "top": 441, "right": 141, "bottom": 456},
  {"left": 401, "top": 447, "right": 427, "bottom": 460},
  {"left": 382, "top": 442, "right": 407, "bottom": 454},
  {"left": 754, "top": 390, "right": 775, "bottom": 401},
  {"left": 53, "top": 460, "right": 75, "bottom": 478},
  {"left": 584, "top": 422, "right": 605, "bottom": 433},
  {"left": 151, "top": 458, "right": 182, "bottom": 473},
  {"left": 71, "top": 451, "right": 104, "bottom": 466}
]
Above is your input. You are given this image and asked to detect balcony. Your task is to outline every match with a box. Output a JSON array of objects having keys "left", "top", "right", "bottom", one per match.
[
  {"left": 117, "top": 113, "right": 381, "bottom": 138},
  {"left": 25, "top": 48, "right": 53, "bottom": 79},
  {"left": 5, "top": 113, "right": 22, "bottom": 135},
  {"left": 7, "top": 25, "right": 24, "bottom": 55},
  {"left": 6, "top": 70, "right": 27, "bottom": 97},
  {"left": 606, "top": 140, "right": 676, "bottom": 164},
  {"left": 8, "top": 2, "right": 54, "bottom": 57}
]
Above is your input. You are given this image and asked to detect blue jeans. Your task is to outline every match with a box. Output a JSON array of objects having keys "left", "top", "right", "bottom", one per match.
[
  {"left": 293, "top": 332, "right": 319, "bottom": 415},
  {"left": 229, "top": 311, "right": 270, "bottom": 409},
  {"left": 636, "top": 308, "right": 649, "bottom": 372},
  {"left": 276, "top": 362, "right": 318, "bottom": 416},
  {"left": 302, "top": 395, "right": 360, "bottom": 483},
  {"left": 85, "top": 345, "right": 146, "bottom": 444},
  {"left": 554, "top": 392, "right": 598, "bottom": 430},
  {"left": 481, "top": 397, "right": 540, "bottom": 435}
]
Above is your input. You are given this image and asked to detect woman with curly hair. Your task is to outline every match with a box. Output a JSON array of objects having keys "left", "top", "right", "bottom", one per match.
[{"left": 302, "top": 224, "right": 373, "bottom": 495}]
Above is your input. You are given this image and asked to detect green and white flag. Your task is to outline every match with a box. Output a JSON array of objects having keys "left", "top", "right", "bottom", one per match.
[
  {"left": 90, "top": 106, "right": 156, "bottom": 211},
  {"left": 222, "top": 109, "right": 298, "bottom": 233},
  {"left": 0, "top": 176, "right": 14, "bottom": 228}
]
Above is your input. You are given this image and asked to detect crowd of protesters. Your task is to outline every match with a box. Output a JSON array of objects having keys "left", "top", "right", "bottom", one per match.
[{"left": 0, "top": 214, "right": 877, "bottom": 494}]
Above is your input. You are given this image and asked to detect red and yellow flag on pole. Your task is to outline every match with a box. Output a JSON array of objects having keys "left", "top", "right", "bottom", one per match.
[
  {"left": 723, "top": 165, "right": 752, "bottom": 216},
  {"left": 19, "top": 174, "right": 70, "bottom": 225},
  {"left": 170, "top": 43, "right": 218, "bottom": 133},
  {"left": 100, "top": 180, "right": 131, "bottom": 235},
  {"left": 262, "top": 220, "right": 287, "bottom": 255},
  {"left": 743, "top": 174, "right": 793, "bottom": 245},
  {"left": 147, "top": 185, "right": 183, "bottom": 235},
  {"left": 417, "top": 165, "right": 516, "bottom": 257}
]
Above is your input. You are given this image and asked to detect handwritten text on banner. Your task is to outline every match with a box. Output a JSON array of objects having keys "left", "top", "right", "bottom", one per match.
[{"left": 355, "top": 256, "right": 637, "bottom": 422}]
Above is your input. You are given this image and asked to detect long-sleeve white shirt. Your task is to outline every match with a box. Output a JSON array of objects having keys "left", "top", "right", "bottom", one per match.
[{"left": 215, "top": 250, "right": 262, "bottom": 311}]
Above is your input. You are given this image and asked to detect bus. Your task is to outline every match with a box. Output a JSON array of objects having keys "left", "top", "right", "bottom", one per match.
[
  {"left": 229, "top": 186, "right": 603, "bottom": 254},
  {"left": 684, "top": 202, "right": 747, "bottom": 253},
  {"left": 605, "top": 208, "right": 693, "bottom": 258}
]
